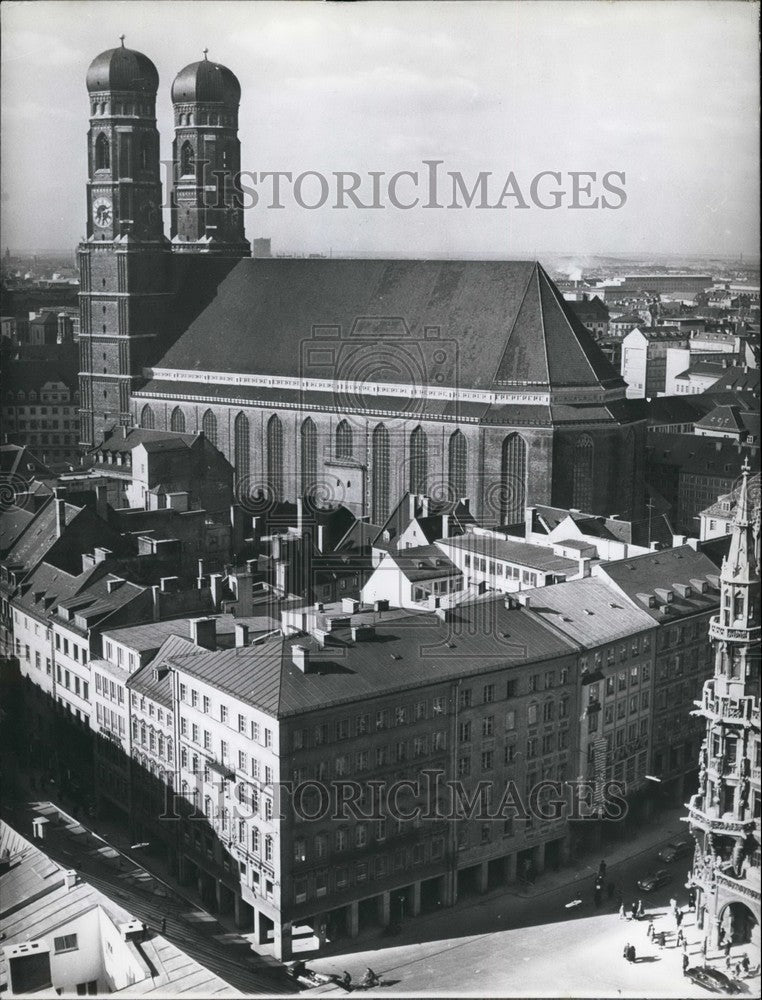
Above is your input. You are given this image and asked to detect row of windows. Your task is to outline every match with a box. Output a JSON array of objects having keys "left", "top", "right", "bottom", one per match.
[
  {"left": 580, "top": 635, "right": 652, "bottom": 672},
  {"left": 94, "top": 672, "right": 124, "bottom": 704},
  {"left": 96, "top": 702, "right": 125, "bottom": 736},
  {"left": 462, "top": 556, "right": 542, "bottom": 586},
  {"left": 587, "top": 664, "right": 651, "bottom": 702},
  {"left": 178, "top": 688, "right": 273, "bottom": 746},
  {"left": 56, "top": 664, "right": 89, "bottom": 701},
  {"left": 130, "top": 692, "right": 172, "bottom": 727},
  {"left": 54, "top": 633, "right": 88, "bottom": 664},
  {"left": 133, "top": 720, "right": 174, "bottom": 761}
]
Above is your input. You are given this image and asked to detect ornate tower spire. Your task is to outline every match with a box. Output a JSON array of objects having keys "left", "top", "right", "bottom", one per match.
[{"left": 686, "top": 460, "right": 761, "bottom": 955}]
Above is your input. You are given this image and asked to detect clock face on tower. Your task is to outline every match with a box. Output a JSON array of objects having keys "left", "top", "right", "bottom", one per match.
[{"left": 93, "top": 196, "right": 113, "bottom": 228}]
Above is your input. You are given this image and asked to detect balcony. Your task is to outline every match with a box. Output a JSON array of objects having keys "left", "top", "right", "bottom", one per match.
[
  {"left": 709, "top": 615, "right": 761, "bottom": 644},
  {"left": 696, "top": 690, "right": 757, "bottom": 725},
  {"left": 686, "top": 795, "right": 756, "bottom": 837}
]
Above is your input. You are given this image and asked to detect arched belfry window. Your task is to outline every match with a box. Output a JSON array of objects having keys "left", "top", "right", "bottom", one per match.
[
  {"left": 234, "top": 412, "right": 250, "bottom": 487},
  {"left": 301, "top": 418, "right": 317, "bottom": 498},
  {"left": 409, "top": 425, "right": 428, "bottom": 495},
  {"left": 448, "top": 430, "right": 467, "bottom": 500},
  {"left": 372, "top": 423, "right": 390, "bottom": 525},
  {"left": 267, "top": 414, "right": 284, "bottom": 501},
  {"left": 95, "top": 133, "right": 110, "bottom": 170},
  {"left": 572, "top": 434, "right": 594, "bottom": 511},
  {"left": 336, "top": 419, "right": 353, "bottom": 460},
  {"left": 170, "top": 407, "right": 185, "bottom": 433},
  {"left": 180, "top": 140, "right": 195, "bottom": 176},
  {"left": 501, "top": 433, "right": 526, "bottom": 524},
  {"left": 140, "top": 404, "right": 154, "bottom": 430},
  {"left": 202, "top": 409, "right": 217, "bottom": 447}
]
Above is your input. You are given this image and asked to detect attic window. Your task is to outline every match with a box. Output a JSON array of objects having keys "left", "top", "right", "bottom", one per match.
[
  {"left": 583, "top": 609, "right": 594, "bottom": 616},
  {"left": 390, "top": 654, "right": 402, "bottom": 661}
]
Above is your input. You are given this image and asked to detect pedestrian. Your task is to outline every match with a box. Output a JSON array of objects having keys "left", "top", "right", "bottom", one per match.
[
  {"left": 724, "top": 940, "right": 731, "bottom": 959},
  {"left": 160, "top": 916, "right": 166, "bottom": 934},
  {"left": 682, "top": 953, "right": 690, "bottom": 976},
  {"left": 629, "top": 944, "right": 636, "bottom": 964},
  {"left": 631, "top": 903, "right": 638, "bottom": 921},
  {"left": 700, "top": 938, "right": 707, "bottom": 961},
  {"left": 658, "top": 931, "right": 666, "bottom": 949},
  {"left": 676, "top": 929, "right": 685, "bottom": 948},
  {"left": 636, "top": 899, "right": 644, "bottom": 920},
  {"left": 646, "top": 919, "right": 655, "bottom": 941},
  {"left": 619, "top": 904, "right": 626, "bottom": 920},
  {"left": 623, "top": 942, "right": 630, "bottom": 961}
]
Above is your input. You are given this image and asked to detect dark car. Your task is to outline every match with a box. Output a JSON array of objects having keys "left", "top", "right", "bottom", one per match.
[
  {"left": 636, "top": 868, "right": 673, "bottom": 892},
  {"left": 658, "top": 838, "right": 694, "bottom": 863},
  {"left": 685, "top": 966, "right": 742, "bottom": 994}
]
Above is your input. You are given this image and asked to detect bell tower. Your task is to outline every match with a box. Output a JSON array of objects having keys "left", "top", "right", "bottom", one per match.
[
  {"left": 170, "top": 52, "right": 250, "bottom": 255},
  {"left": 79, "top": 39, "right": 173, "bottom": 448}
]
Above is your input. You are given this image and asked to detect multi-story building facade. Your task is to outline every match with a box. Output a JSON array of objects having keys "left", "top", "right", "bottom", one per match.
[
  {"left": 621, "top": 327, "right": 687, "bottom": 399},
  {"left": 594, "top": 546, "right": 723, "bottom": 805},
  {"left": 124, "top": 598, "right": 580, "bottom": 959},
  {"left": 686, "top": 462, "right": 760, "bottom": 952},
  {"left": 1, "top": 364, "right": 81, "bottom": 466}
]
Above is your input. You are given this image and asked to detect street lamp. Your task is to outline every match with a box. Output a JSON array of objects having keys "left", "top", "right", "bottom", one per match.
[{"left": 645, "top": 775, "right": 662, "bottom": 783}]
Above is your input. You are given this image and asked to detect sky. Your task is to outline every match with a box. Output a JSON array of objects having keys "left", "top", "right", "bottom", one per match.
[{"left": 1, "top": 0, "right": 759, "bottom": 258}]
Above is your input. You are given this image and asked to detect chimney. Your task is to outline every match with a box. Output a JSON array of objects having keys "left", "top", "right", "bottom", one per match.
[
  {"left": 64, "top": 869, "right": 78, "bottom": 890},
  {"left": 209, "top": 573, "right": 223, "bottom": 609},
  {"left": 441, "top": 513, "right": 450, "bottom": 538},
  {"left": 672, "top": 534, "right": 687, "bottom": 548},
  {"left": 189, "top": 616, "right": 217, "bottom": 650},
  {"left": 151, "top": 585, "right": 160, "bottom": 622},
  {"left": 160, "top": 576, "right": 180, "bottom": 593},
  {"left": 578, "top": 557, "right": 591, "bottom": 578},
  {"left": 106, "top": 577, "right": 124, "bottom": 593},
  {"left": 524, "top": 506, "right": 535, "bottom": 539},
  {"left": 235, "top": 622, "right": 250, "bottom": 647},
  {"left": 94, "top": 546, "right": 112, "bottom": 564},
  {"left": 291, "top": 643, "right": 312, "bottom": 673},
  {"left": 351, "top": 623, "right": 376, "bottom": 641},
  {"left": 409, "top": 494, "right": 417, "bottom": 519},
  {"left": 420, "top": 496, "right": 429, "bottom": 518}
]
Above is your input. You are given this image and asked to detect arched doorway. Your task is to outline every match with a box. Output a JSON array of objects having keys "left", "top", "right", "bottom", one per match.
[{"left": 720, "top": 900, "right": 759, "bottom": 946}]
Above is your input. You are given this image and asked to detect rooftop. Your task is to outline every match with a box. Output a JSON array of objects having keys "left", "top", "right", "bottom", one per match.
[
  {"left": 165, "top": 596, "right": 576, "bottom": 718},
  {"left": 441, "top": 532, "right": 580, "bottom": 574}
]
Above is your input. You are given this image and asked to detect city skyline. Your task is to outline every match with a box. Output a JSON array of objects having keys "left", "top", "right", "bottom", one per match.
[{"left": 1, "top": 0, "right": 760, "bottom": 258}]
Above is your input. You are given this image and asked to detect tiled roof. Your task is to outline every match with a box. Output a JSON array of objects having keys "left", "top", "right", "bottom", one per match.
[
  {"left": 94, "top": 426, "right": 197, "bottom": 454},
  {"left": 104, "top": 613, "right": 281, "bottom": 652},
  {"left": 149, "top": 259, "right": 623, "bottom": 393},
  {"left": 520, "top": 578, "right": 657, "bottom": 646},
  {"left": 645, "top": 432, "right": 760, "bottom": 477},
  {"left": 593, "top": 545, "right": 721, "bottom": 622},
  {"left": 440, "top": 533, "right": 579, "bottom": 573},
  {"left": 166, "top": 596, "right": 576, "bottom": 718},
  {"left": 390, "top": 545, "right": 460, "bottom": 582},
  {"left": 695, "top": 405, "right": 747, "bottom": 432}
]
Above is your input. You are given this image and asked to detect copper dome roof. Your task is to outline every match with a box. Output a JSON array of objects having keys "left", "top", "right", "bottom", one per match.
[
  {"left": 171, "top": 57, "right": 241, "bottom": 106},
  {"left": 86, "top": 45, "right": 159, "bottom": 94}
]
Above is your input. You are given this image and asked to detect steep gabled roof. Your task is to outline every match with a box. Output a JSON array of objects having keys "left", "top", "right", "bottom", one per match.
[{"left": 148, "top": 259, "right": 623, "bottom": 395}]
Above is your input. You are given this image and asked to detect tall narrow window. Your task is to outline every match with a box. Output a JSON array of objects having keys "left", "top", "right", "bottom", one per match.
[
  {"left": 336, "top": 419, "right": 353, "bottom": 460},
  {"left": 202, "top": 409, "right": 217, "bottom": 447},
  {"left": 140, "top": 404, "right": 154, "bottom": 430},
  {"left": 301, "top": 418, "right": 317, "bottom": 498},
  {"left": 572, "top": 434, "right": 594, "bottom": 511},
  {"left": 501, "top": 433, "right": 526, "bottom": 524},
  {"left": 409, "top": 426, "right": 428, "bottom": 495},
  {"left": 180, "top": 140, "right": 195, "bottom": 176},
  {"left": 95, "top": 133, "right": 110, "bottom": 170},
  {"left": 448, "top": 430, "right": 467, "bottom": 500},
  {"left": 170, "top": 406, "right": 185, "bottom": 432},
  {"left": 372, "top": 423, "right": 390, "bottom": 524},
  {"left": 267, "top": 414, "right": 284, "bottom": 501},
  {"left": 140, "top": 134, "right": 151, "bottom": 171},
  {"left": 234, "top": 411, "right": 250, "bottom": 489}
]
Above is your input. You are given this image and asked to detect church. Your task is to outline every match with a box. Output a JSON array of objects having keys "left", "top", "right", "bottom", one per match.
[{"left": 79, "top": 42, "right": 647, "bottom": 527}]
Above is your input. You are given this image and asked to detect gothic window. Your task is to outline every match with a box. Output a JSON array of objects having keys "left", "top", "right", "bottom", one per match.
[
  {"left": 501, "top": 433, "right": 526, "bottom": 524},
  {"left": 170, "top": 406, "right": 185, "bottom": 432},
  {"left": 336, "top": 419, "right": 353, "bottom": 460},
  {"left": 448, "top": 430, "right": 467, "bottom": 500},
  {"left": 140, "top": 404, "right": 154, "bottom": 430},
  {"left": 234, "top": 411, "right": 250, "bottom": 488},
  {"left": 372, "top": 423, "right": 390, "bottom": 525},
  {"left": 301, "top": 418, "right": 317, "bottom": 499},
  {"left": 572, "top": 434, "right": 594, "bottom": 511},
  {"left": 95, "top": 133, "right": 110, "bottom": 170},
  {"left": 409, "top": 426, "right": 428, "bottom": 495},
  {"left": 202, "top": 409, "right": 217, "bottom": 446},
  {"left": 267, "top": 414, "right": 284, "bottom": 501},
  {"left": 180, "top": 140, "right": 195, "bottom": 176}
]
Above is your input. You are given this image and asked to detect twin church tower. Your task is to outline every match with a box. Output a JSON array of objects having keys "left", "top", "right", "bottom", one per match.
[{"left": 79, "top": 40, "right": 250, "bottom": 447}]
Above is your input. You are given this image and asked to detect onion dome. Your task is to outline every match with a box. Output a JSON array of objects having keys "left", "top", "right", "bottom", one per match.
[
  {"left": 86, "top": 40, "right": 159, "bottom": 94},
  {"left": 171, "top": 52, "right": 241, "bottom": 106}
]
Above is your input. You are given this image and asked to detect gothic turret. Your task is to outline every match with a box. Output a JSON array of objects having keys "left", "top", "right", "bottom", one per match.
[{"left": 686, "top": 459, "right": 761, "bottom": 954}]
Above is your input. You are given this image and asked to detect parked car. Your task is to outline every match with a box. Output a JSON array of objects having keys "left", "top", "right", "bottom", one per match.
[
  {"left": 637, "top": 868, "right": 673, "bottom": 892},
  {"left": 685, "top": 966, "right": 744, "bottom": 994},
  {"left": 658, "top": 838, "right": 694, "bottom": 863}
]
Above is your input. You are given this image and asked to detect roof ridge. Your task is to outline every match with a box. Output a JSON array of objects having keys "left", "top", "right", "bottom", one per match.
[
  {"left": 489, "top": 262, "right": 540, "bottom": 386},
  {"left": 537, "top": 263, "right": 600, "bottom": 384}
]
